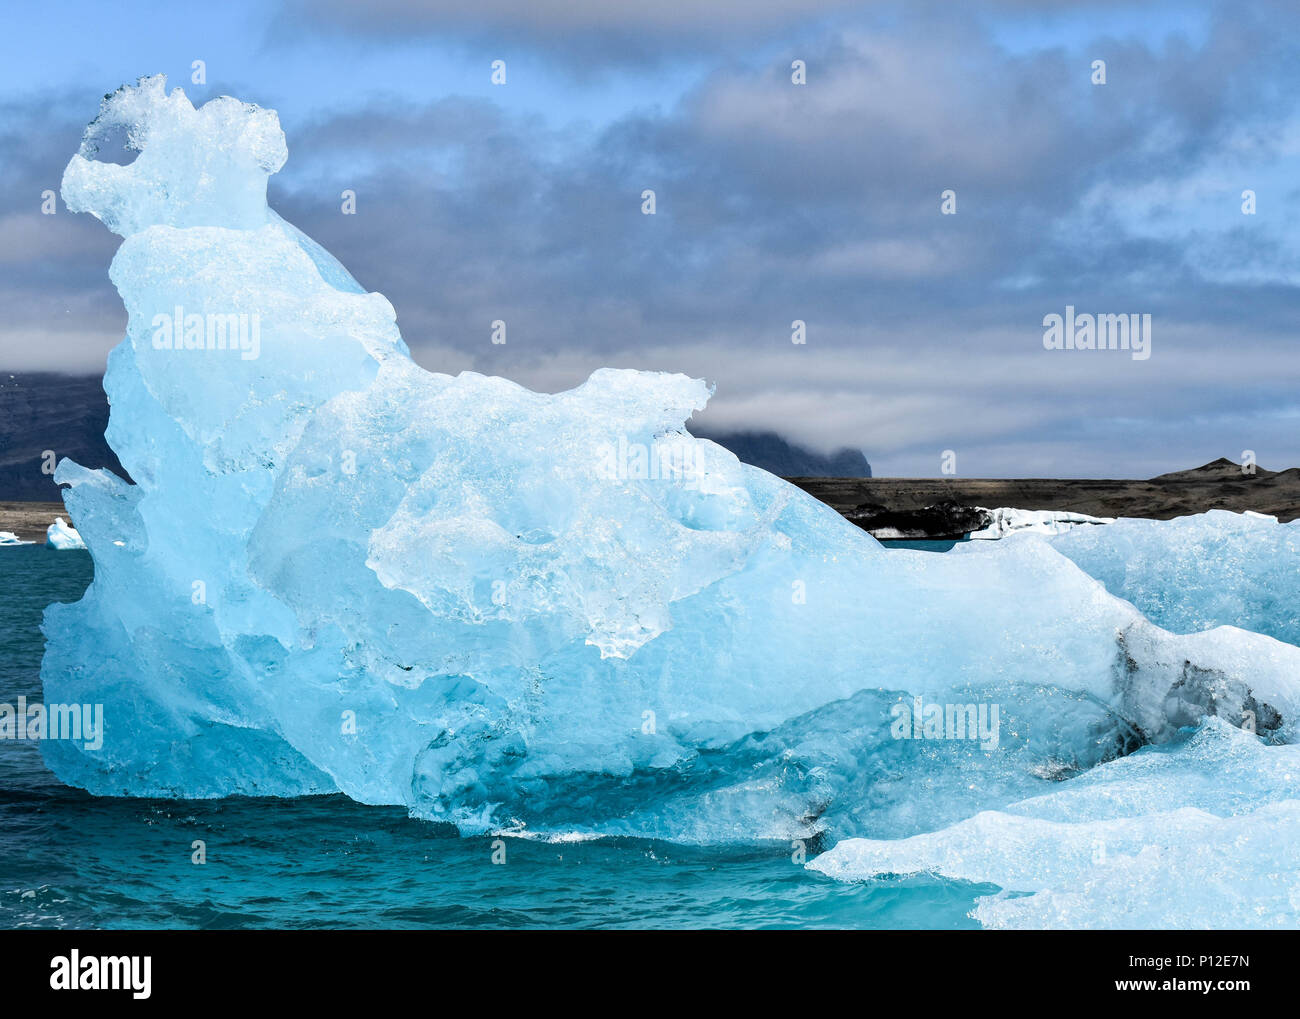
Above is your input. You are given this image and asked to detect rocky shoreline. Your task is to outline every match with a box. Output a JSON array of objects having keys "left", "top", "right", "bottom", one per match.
[
  {"left": 0, "top": 501, "right": 72, "bottom": 542},
  {"left": 792, "top": 458, "right": 1299, "bottom": 539}
]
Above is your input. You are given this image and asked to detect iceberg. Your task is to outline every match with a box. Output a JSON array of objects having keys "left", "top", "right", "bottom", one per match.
[
  {"left": 40, "top": 77, "right": 1300, "bottom": 848},
  {"left": 0, "top": 531, "right": 29, "bottom": 546},
  {"left": 45, "top": 517, "right": 87, "bottom": 550},
  {"left": 808, "top": 718, "right": 1300, "bottom": 928},
  {"left": 1045, "top": 509, "right": 1300, "bottom": 646},
  {"left": 967, "top": 507, "right": 1113, "bottom": 540}
]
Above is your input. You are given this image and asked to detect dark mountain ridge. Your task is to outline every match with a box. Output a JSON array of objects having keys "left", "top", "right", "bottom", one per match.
[
  {"left": 0, "top": 373, "right": 129, "bottom": 501},
  {"left": 693, "top": 429, "right": 871, "bottom": 478}
]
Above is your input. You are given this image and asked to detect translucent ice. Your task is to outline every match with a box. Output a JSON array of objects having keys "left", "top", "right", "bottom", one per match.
[
  {"left": 1045, "top": 510, "right": 1300, "bottom": 645},
  {"left": 41, "top": 79, "right": 1300, "bottom": 852},
  {"left": 45, "top": 518, "right": 86, "bottom": 550},
  {"left": 809, "top": 719, "right": 1300, "bottom": 928}
]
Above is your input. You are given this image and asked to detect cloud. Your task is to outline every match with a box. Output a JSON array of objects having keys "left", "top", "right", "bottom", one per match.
[
  {"left": 280, "top": 0, "right": 860, "bottom": 66},
  {"left": 295, "top": 0, "right": 855, "bottom": 33},
  {"left": 265, "top": 6, "right": 1300, "bottom": 473},
  {"left": 0, "top": 91, "right": 126, "bottom": 372},
  {"left": 6, "top": 0, "right": 1300, "bottom": 476}
]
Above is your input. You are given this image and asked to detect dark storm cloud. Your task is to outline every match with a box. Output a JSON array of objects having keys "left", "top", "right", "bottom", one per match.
[{"left": 268, "top": 3, "right": 1297, "bottom": 338}]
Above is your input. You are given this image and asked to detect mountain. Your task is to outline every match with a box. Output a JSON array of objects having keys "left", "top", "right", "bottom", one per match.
[
  {"left": 695, "top": 430, "right": 872, "bottom": 478},
  {"left": 1150, "top": 457, "right": 1276, "bottom": 481},
  {"left": 0, "top": 373, "right": 128, "bottom": 501}
]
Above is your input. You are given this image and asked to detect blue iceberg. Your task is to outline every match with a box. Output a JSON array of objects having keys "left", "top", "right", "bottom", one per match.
[
  {"left": 41, "top": 78, "right": 1300, "bottom": 855},
  {"left": 45, "top": 517, "right": 87, "bottom": 550},
  {"left": 809, "top": 718, "right": 1300, "bottom": 928},
  {"left": 1045, "top": 509, "right": 1300, "bottom": 645}
]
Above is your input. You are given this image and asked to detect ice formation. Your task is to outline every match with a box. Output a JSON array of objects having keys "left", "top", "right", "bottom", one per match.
[
  {"left": 0, "top": 531, "right": 28, "bottom": 546},
  {"left": 967, "top": 507, "right": 1112, "bottom": 540},
  {"left": 1045, "top": 509, "right": 1300, "bottom": 645},
  {"left": 809, "top": 718, "right": 1300, "bottom": 928},
  {"left": 45, "top": 517, "right": 86, "bottom": 550},
  {"left": 41, "top": 79, "right": 1300, "bottom": 871}
]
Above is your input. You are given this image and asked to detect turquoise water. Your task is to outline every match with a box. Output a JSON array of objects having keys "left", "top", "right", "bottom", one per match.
[
  {"left": 877, "top": 538, "right": 964, "bottom": 552},
  {"left": 0, "top": 544, "right": 989, "bottom": 929}
]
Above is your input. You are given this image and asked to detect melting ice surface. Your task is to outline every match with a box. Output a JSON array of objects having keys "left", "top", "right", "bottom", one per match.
[
  {"left": 1045, "top": 510, "right": 1300, "bottom": 646},
  {"left": 41, "top": 78, "right": 1300, "bottom": 926},
  {"left": 810, "top": 718, "right": 1300, "bottom": 928}
]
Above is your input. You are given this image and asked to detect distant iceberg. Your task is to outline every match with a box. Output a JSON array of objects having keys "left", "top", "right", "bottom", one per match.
[
  {"left": 41, "top": 77, "right": 1300, "bottom": 858},
  {"left": 967, "top": 506, "right": 1112, "bottom": 540},
  {"left": 0, "top": 530, "right": 29, "bottom": 546},
  {"left": 45, "top": 517, "right": 86, "bottom": 550}
]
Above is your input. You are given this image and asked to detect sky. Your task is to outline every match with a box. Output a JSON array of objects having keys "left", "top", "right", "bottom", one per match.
[{"left": 2, "top": 0, "right": 1298, "bottom": 477}]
